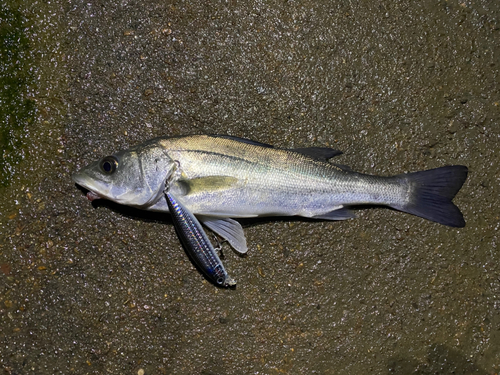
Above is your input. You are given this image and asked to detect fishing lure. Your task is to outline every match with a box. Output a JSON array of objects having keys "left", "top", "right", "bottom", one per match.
[{"left": 164, "top": 184, "right": 236, "bottom": 287}]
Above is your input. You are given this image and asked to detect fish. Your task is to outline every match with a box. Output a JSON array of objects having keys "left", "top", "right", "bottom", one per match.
[
  {"left": 72, "top": 134, "right": 468, "bottom": 258},
  {"left": 164, "top": 181, "right": 236, "bottom": 287}
]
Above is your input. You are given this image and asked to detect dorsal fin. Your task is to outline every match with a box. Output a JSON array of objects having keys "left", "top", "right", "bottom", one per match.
[{"left": 212, "top": 135, "right": 343, "bottom": 161}]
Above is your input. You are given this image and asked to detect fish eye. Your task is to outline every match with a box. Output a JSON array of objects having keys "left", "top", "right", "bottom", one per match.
[{"left": 100, "top": 156, "right": 118, "bottom": 174}]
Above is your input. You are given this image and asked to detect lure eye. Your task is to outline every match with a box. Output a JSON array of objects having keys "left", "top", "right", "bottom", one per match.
[{"left": 100, "top": 156, "right": 118, "bottom": 174}]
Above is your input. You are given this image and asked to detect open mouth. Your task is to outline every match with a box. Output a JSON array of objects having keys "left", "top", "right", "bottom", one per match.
[
  {"left": 72, "top": 170, "right": 104, "bottom": 202},
  {"left": 86, "top": 191, "right": 101, "bottom": 201}
]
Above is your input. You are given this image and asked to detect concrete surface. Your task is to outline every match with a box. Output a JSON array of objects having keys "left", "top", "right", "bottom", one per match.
[{"left": 1, "top": 0, "right": 499, "bottom": 373}]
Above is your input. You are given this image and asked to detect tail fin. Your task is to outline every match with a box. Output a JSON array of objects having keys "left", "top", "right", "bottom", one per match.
[{"left": 393, "top": 165, "right": 468, "bottom": 227}]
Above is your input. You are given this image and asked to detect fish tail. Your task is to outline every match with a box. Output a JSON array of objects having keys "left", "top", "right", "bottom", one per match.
[{"left": 392, "top": 165, "right": 468, "bottom": 227}]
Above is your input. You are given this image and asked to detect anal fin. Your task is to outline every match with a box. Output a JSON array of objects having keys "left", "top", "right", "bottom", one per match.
[{"left": 312, "top": 207, "right": 356, "bottom": 221}]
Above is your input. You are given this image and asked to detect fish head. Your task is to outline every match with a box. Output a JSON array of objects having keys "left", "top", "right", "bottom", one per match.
[{"left": 72, "top": 143, "right": 176, "bottom": 208}]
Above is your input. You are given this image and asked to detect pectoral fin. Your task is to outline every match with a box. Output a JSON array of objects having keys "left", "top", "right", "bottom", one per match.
[
  {"left": 181, "top": 176, "right": 239, "bottom": 195},
  {"left": 199, "top": 216, "right": 248, "bottom": 254}
]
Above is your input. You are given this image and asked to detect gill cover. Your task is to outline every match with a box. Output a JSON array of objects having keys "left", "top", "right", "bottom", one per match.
[{"left": 132, "top": 143, "right": 177, "bottom": 207}]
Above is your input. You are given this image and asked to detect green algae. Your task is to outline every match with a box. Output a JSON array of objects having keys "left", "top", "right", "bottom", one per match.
[{"left": 0, "top": 5, "right": 36, "bottom": 187}]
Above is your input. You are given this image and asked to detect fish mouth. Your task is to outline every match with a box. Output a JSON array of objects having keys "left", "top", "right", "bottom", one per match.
[
  {"left": 72, "top": 170, "right": 104, "bottom": 202},
  {"left": 86, "top": 191, "right": 101, "bottom": 201}
]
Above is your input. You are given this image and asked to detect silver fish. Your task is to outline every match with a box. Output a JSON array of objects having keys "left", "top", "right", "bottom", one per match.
[
  {"left": 164, "top": 183, "right": 236, "bottom": 287},
  {"left": 72, "top": 135, "right": 468, "bottom": 256}
]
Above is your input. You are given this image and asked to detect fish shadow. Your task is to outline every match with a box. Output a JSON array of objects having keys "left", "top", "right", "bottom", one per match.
[
  {"left": 91, "top": 197, "right": 172, "bottom": 224},
  {"left": 75, "top": 184, "right": 173, "bottom": 224}
]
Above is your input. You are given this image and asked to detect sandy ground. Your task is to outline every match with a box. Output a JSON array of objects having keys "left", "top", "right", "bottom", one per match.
[{"left": 1, "top": 0, "right": 499, "bottom": 373}]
